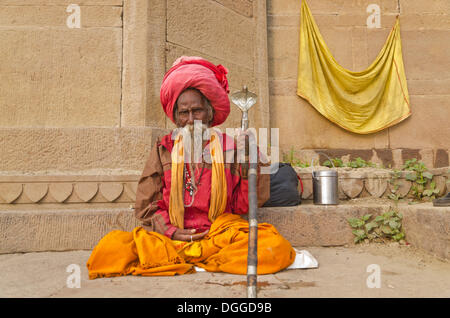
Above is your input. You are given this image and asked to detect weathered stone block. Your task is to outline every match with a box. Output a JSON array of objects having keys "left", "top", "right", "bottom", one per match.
[
  {"left": 388, "top": 179, "right": 412, "bottom": 198},
  {"left": 0, "top": 184, "right": 22, "bottom": 204},
  {"left": 165, "top": 43, "right": 256, "bottom": 96},
  {"left": 24, "top": 183, "right": 49, "bottom": 203},
  {"left": 308, "top": 0, "right": 399, "bottom": 15},
  {"left": 314, "top": 13, "right": 397, "bottom": 29},
  {"left": 0, "top": 175, "right": 142, "bottom": 206},
  {"left": 257, "top": 204, "right": 388, "bottom": 247},
  {"left": 0, "top": 127, "right": 169, "bottom": 172},
  {"left": 389, "top": 96, "right": 450, "bottom": 149},
  {"left": 0, "top": 5, "right": 122, "bottom": 27},
  {"left": 270, "top": 96, "right": 390, "bottom": 150},
  {"left": 49, "top": 183, "right": 73, "bottom": 203},
  {"left": 269, "top": 0, "right": 398, "bottom": 16},
  {"left": 0, "top": 28, "right": 122, "bottom": 127},
  {"left": 167, "top": 0, "right": 254, "bottom": 68},
  {"left": 301, "top": 177, "right": 313, "bottom": 200},
  {"left": 401, "top": 30, "right": 450, "bottom": 81},
  {"left": 407, "top": 79, "right": 450, "bottom": 96},
  {"left": 433, "top": 176, "right": 447, "bottom": 196},
  {"left": 399, "top": 0, "right": 450, "bottom": 14},
  {"left": 267, "top": 15, "right": 299, "bottom": 28},
  {"left": 99, "top": 183, "right": 124, "bottom": 202},
  {"left": 400, "top": 13, "right": 450, "bottom": 31},
  {"left": 1, "top": 1, "right": 122, "bottom": 4},
  {"left": 213, "top": 0, "right": 253, "bottom": 17},
  {"left": 401, "top": 203, "right": 450, "bottom": 260},
  {"left": 0, "top": 208, "right": 141, "bottom": 253},
  {"left": 1, "top": 202, "right": 449, "bottom": 261},
  {"left": 123, "top": 182, "right": 137, "bottom": 202},
  {"left": 268, "top": 26, "right": 300, "bottom": 80},
  {"left": 74, "top": 183, "right": 98, "bottom": 202},
  {"left": 340, "top": 178, "right": 364, "bottom": 199},
  {"left": 365, "top": 178, "right": 388, "bottom": 198}
]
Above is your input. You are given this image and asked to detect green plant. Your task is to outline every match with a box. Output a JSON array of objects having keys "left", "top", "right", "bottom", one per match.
[
  {"left": 402, "top": 159, "right": 436, "bottom": 201},
  {"left": 347, "top": 214, "right": 372, "bottom": 243},
  {"left": 282, "top": 147, "right": 295, "bottom": 165},
  {"left": 423, "top": 181, "right": 440, "bottom": 198},
  {"left": 294, "top": 161, "right": 310, "bottom": 168},
  {"left": 282, "top": 147, "right": 310, "bottom": 168},
  {"left": 322, "top": 157, "right": 377, "bottom": 168},
  {"left": 388, "top": 169, "right": 402, "bottom": 202},
  {"left": 348, "top": 209, "right": 405, "bottom": 244},
  {"left": 322, "top": 157, "right": 344, "bottom": 168},
  {"left": 346, "top": 157, "right": 377, "bottom": 168}
]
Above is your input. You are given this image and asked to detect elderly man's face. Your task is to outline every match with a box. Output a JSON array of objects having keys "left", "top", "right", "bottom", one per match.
[{"left": 175, "top": 89, "right": 209, "bottom": 127}]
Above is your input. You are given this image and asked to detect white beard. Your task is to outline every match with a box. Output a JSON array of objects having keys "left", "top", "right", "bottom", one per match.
[{"left": 181, "top": 122, "right": 209, "bottom": 164}]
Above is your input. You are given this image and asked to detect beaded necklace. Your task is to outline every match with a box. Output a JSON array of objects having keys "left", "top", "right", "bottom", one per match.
[{"left": 184, "top": 162, "right": 205, "bottom": 207}]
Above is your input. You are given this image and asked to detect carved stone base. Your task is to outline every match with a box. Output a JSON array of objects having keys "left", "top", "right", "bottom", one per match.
[
  {"left": 0, "top": 175, "right": 139, "bottom": 205},
  {"left": 296, "top": 166, "right": 449, "bottom": 201}
]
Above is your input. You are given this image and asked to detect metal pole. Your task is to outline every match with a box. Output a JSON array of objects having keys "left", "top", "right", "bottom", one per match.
[
  {"left": 231, "top": 86, "right": 259, "bottom": 298},
  {"left": 247, "top": 155, "right": 258, "bottom": 298}
]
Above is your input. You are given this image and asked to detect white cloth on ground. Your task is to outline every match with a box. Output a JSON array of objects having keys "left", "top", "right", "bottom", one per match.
[{"left": 194, "top": 248, "right": 318, "bottom": 272}]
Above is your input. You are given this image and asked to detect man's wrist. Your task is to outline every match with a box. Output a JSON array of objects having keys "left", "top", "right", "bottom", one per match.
[
  {"left": 165, "top": 226, "right": 177, "bottom": 239},
  {"left": 240, "top": 163, "right": 249, "bottom": 180}
]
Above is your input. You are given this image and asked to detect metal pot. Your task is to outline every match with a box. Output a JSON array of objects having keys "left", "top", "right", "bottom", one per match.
[{"left": 311, "top": 155, "right": 339, "bottom": 205}]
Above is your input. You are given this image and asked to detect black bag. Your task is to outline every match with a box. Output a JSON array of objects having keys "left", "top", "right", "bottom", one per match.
[{"left": 262, "top": 162, "right": 302, "bottom": 207}]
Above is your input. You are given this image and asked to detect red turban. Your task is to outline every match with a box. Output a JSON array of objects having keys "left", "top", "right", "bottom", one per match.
[{"left": 160, "top": 56, "right": 230, "bottom": 127}]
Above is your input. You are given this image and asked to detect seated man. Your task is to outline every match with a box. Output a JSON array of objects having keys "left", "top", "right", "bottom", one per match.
[{"left": 87, "top": 57, "right": 295, "bottom": 279}]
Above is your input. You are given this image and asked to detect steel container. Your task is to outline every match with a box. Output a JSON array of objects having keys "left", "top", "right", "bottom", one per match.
[{"left": 312, "top": 169, "right": 339, "bottom": 205}]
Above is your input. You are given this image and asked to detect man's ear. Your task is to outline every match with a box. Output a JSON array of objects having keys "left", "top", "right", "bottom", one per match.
[
  {"left": 208, "top": 108, "right": 214, "bottom": 123},
  {"left": 206, "top": 101, "right": 215, "bottom": 124}
]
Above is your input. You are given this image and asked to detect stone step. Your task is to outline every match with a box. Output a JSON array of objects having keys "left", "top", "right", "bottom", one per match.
[{"left": 1, "top": 202, "right": 448, "bottom": 260}]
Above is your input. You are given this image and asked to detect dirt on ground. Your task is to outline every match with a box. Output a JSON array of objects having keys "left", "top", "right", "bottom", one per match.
[{"left": 1, "top": 242, "right": 448, "bottom": 298}]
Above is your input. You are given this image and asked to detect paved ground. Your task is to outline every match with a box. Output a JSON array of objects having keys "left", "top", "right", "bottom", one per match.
[{"left": 1, "top": 243, "right": 449, "bottom": 298}]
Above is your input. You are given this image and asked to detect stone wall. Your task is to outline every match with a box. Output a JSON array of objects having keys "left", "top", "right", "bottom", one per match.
[
  {"left": 164, "top": 0, "right": 270, "bottom": 132},
  {"left": 268, "top": 0, "right": 450, "bottom": 167},
  {"left": 0, "top": 0, "right": 449, "bottom": 212},
  {"left": 1, "top": 166, "right": 447, "bottom": 207},
  {"left": 0, "top": 1, "right": 123, "bottom": 128},
  {"left": 2, "top": 203, "right": 448, "bottom": 260},
  {"left": 0, "top": 0, "right": 269, "bottom": 174}
]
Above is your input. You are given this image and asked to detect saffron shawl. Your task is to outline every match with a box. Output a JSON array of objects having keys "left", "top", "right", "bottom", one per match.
[{"left": 169, "top": 129, "right": 227, "bottom": 229}]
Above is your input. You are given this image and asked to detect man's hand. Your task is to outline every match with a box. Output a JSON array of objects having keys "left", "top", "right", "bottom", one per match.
[
  {"left": 235, "top": 128, "right": 254, "bottom": 153},
  {"left": 172, "top": 228, "right": 209, "bottom": 242}
]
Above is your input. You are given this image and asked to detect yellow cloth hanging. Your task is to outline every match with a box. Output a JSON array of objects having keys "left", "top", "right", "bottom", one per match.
[
  {"left": 297, "top": 0, "right": 411, "bottom": 134},
  {"left": 169, "top": 129, "right": 227, "bottom": 229}
]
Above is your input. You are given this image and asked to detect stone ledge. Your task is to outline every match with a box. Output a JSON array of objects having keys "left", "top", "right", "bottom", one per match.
[
  {"left": 0, "top": 206, "right": 140, "bottom": 254},
  {"left": 259, "top": 202, "right": 449, "bottom": 261},
  {"left": 1, "top": 202, "right": 448, "bottom": 260},
  {"left": 0, "top": 174, "right": 139, "bottom": 204},
  {"left": 0, "top": 127, "right": 170, "bottom": 171},
  {"left": 295, "top": 166, "right": 449, "bottom": 201},
  {"left": 1, "top": 167, "right": 448, "bottom": 205}
]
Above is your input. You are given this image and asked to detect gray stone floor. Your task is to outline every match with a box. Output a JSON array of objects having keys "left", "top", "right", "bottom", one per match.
[{"left": 1, "top": 244, "right": 449, "bottom": 298}]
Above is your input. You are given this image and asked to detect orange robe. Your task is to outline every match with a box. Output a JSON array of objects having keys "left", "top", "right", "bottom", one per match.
[
  {"left": 87, "top": 213, "right": 295, "bottom": 279},
  {"left": 87, "top": 131, "right": 295, "bottom": 279}
]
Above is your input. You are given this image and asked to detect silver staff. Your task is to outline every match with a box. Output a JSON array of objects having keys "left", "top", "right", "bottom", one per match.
[{"left": 231, "top": 86, "right": 258, "bottom": 298}]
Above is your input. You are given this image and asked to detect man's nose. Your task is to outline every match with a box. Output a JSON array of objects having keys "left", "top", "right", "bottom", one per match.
[{"left": 187, "top": 111, "right": 194, "bottom": 124}]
